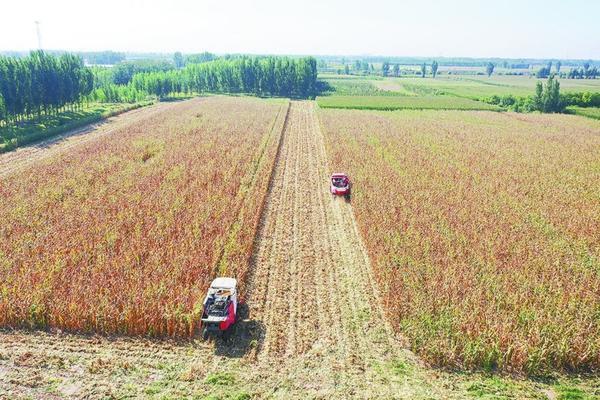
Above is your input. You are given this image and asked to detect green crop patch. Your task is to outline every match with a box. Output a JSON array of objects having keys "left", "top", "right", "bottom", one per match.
[
  {"left": 566, "top": 106, "right": 600, "bottom": 120},
  {"left": 317, "top": 95, "right": 501, "bottom": 111}
]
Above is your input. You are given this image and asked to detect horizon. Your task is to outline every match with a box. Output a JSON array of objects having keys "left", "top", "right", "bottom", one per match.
[
  {"left": 1, "top": 0, "right": 599, "bottom": 60},
  {"left": 2, "top": 49, "right": 598, "bottom": 65}
]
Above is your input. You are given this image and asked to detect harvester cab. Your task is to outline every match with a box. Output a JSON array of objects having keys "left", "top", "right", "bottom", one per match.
[
  {"left": 330, "top": 172, "right": 351, "bottom": 197},
  {"left": 201, "top": 277, "right": 238, "bottom": 340}
]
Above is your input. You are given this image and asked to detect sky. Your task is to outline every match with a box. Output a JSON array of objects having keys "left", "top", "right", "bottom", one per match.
[{"left": 1, "top": 0, "right": 599, "bottom": 59}]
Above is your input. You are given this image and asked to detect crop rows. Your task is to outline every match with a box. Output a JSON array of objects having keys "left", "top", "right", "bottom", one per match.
[
  {"left": 319, "top": 108, "right": 600, "bottom": 373},
  {"left": 317, "top": 95, "right": 500, "bottom": 111},
  {"left": 385, "top": 76, "right": 600, "bottom": 99},
  {"left": 0, "top": 96, "right": 288, "bottom": 336}
]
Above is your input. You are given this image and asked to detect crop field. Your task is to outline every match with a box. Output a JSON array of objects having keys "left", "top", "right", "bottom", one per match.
[
  {"left": 322, "top": 78, "right": 386, "bottom": 95},
  {"left": 317, "top": 94, "right": 500, "bottom": 111},
  {"left": 0, "top": 102, "right": 150, "bottom": 153},
  {"left": 321, "top": 75, "right": 600, "bottom": 101},
  {"left": 317, "top": 74, "right": 600, "bottom": 110},
  {"left": 567, "top": 106, "right": 600, "bottom": 120},
  {"left": 0, "top": 103, "right": 185, "bottom": 178},
  {"left": 370, "top": 79, "right": 418, "bottom": 95},
  {"left": 1, "top": 98, "right": 599, "bottom": 398},
  {"left": 323, "top": 77, "right": 415, "bottom": 96},
  {"left": 320, "top": 108, "right": 600, "bottom": 373},
  {"left": 466, "top": 75, "right": 600, "bottom": 93},
  {"left": 0, "top": 96, "right": 288, "bottom": 336},
  {"left": 382, "top": 76, "right": 600, "bottom": 99},
  {"left": 2, "top": 0, "right": 600, "bottom": 395}
]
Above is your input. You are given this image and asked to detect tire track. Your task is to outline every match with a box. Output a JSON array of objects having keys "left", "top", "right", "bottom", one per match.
[
  {"left": 248, "top": 101, "right": 333, "bottom": 361},
  {"left": 245, "top": 101, "right": 443, "bottom": 398}
]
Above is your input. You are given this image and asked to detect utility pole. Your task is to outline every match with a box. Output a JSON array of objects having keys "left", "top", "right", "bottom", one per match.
[{"left": 35, "top": 21, "right": 42, "bottom": 49}]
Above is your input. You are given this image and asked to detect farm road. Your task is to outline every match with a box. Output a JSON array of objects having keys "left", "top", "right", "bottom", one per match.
[{"left": 243, "top": 100, "right": 440, "bottom": 397}]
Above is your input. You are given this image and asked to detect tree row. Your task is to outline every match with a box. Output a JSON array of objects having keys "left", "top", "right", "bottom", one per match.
[
  {"left": 0, "top": 51, "right": 93, "bottom": 123},
  {"left": 0, "top": 53, "right": 319, "bottom": 124},
  {"left": 130, "top": 56, "right": 318, "bottom": 98}
]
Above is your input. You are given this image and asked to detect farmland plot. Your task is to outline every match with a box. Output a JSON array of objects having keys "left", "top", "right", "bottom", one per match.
[
  {"left": 317, "top": 95, "right": 500, "bottom": 111},
  {"left": 320, "top": 108, "right": 600, "bottom": 373},
  {"left": 387, "top": 76, "right": 600, "bottom": 99},
  {"left": 0, "top": 96, "right": 288, "bottom": 336},
  {"left": 0, "top": 100, "right": 454, "bottom": 399},
  {"left": 1, "top": 100, "right": 599, "bottom": 398},
  {"left": 0, "top": 102, "right": 177, "bottom": 178}
]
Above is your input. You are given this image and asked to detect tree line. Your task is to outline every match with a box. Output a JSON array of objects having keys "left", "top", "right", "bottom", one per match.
[
  {"left": 537, "top": 61, "right": 597, "bottom": 79},
  {"left": 566, "top": 63, "right": 598, "bottom": 79},
  {"left": 484, "top": 76, "right": 600, "bottom": 113},
  {"left": 112, "top": 60, "right": 174, "bottom": 85},
  {"left": 174, "top": 51, "right": 217, "bottom": 68},
  {"left": 337, "top": 60, "right": 493, "bottom": 78},
  {"left": 334, "top": 57, "right": 598, "bottom": 80},
  {"left": 0, "top": 52, "right": 319, "bottom": 124},
  {"left": 484, "top": 77, "right": 562, "bottom": 112},
  {"left": 0, "top": 51, "right": 93, "bottom": 123},
  {"left": 130, "top": 56, "right": 317, "bottom": 98}
]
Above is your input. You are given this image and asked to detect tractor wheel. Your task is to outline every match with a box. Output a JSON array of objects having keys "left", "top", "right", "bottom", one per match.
[{"left": 201, "top": 326, "right": 209, "bottom": 341}]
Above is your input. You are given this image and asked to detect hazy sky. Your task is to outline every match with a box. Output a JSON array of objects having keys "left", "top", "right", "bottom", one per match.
[{"left": 1, "top": 0, "right": 599, "bottom": 59}]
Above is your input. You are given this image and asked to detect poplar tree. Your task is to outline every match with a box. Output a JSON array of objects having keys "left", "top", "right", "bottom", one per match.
[{"left": 431, "top": 61, "right": 439, "bottom": 78}]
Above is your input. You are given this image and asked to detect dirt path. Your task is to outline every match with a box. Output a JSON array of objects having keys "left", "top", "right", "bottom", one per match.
[
  {"left": 244, "top": 100, "right": 440, "bottom": 398},
  {"left": 0, "top": 102, "right": 181, "bottom": 178}
]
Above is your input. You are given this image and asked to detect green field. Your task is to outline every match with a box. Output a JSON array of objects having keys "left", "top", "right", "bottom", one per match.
[
  {"left": 322, "top": 78, "right": 387, "bottom": 95},
  {"left": 566, "top": 106, "right": 600, "bottom": 119},
  {"left": 318, "top": 73, "right": 377, "bottom": 80},
  {"left": 317, "top": 95, "right": 501, "bottom": 111},
  {"left": 380, "top": 76, "right": 600, "bottom": 99},
  {"left": 321, "top": 74, "right": 600, "bottom": 99},
  {"left": 318, "top": 74, "right": 600, "bottom": 114}
]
